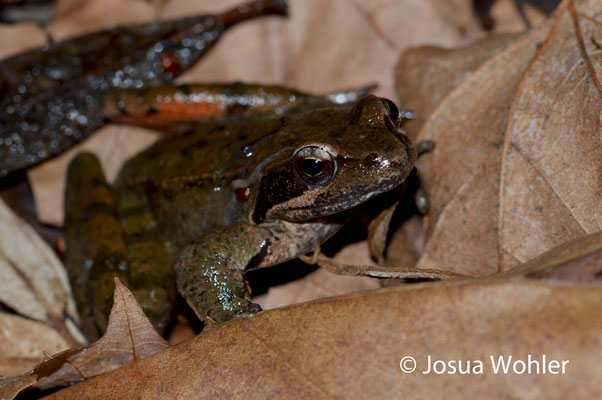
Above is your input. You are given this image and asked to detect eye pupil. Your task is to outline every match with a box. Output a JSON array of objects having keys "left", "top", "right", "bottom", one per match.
[{"left": 301, "top": 158, "right": 324, "bottom": 176}]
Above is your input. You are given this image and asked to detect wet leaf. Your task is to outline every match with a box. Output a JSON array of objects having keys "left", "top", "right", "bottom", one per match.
[
  {"left": 41, "top": 247, "right": 602, "bottom": 399},
  {"left": 395, "top": 0, "right": 601, "bottom": 275},
  {"left": 0, "top": 279, "right": 169, "bottom": 399}
]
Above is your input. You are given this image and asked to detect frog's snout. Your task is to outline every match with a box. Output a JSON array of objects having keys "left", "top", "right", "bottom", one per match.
[{"left": 349, "top": 95, "right": 413, "bottom": 131}]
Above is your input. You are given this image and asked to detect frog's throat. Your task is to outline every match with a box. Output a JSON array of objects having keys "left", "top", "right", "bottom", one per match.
[{"left": 231, "top": 146, "right": 294, "bottom": 189}]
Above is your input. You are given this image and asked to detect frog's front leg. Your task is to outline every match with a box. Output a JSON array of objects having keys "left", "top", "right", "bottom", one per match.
[
  {"left": 174, "top": 223, "right": 271, "bottom": 323},
  {"left": 175, "top": 219, "right": 337, "bottom": 323}
]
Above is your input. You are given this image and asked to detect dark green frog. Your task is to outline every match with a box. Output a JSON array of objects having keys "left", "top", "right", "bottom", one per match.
[{"left": 65, "top": 95, "right": 416, "bottom": 338}]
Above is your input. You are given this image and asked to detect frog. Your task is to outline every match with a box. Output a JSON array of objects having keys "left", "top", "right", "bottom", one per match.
[{"left": 64, "top": 94, "right": 417, "bottom": 338}]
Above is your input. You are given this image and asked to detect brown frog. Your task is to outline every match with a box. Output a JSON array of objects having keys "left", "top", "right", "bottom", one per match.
[{"left": 65, "top": 95, "right": 417, "bottom": 337}]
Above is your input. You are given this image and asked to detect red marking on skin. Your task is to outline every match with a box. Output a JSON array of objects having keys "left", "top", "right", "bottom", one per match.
[
  {"left": 160, "top": 52, "right": 180, "bottom": 75},
  {"left": 236, "top": 187, "right": 251, "bottom": 202}
]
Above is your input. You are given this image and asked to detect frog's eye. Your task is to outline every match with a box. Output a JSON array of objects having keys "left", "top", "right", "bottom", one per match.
[
  {"left": 379, "top": 97, "right": 400, "bottom": 121},
  {"left": 293, "top": 146, "right": 336, "bottom": 188}
]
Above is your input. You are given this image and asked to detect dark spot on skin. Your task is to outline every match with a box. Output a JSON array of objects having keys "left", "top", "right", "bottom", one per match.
[{"left": 244, "top": 239, "right": 271, "bottom": 271}]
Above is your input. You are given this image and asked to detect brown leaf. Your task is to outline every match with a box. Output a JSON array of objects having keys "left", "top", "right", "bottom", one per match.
[
  {"left": 384, "top": 213, "right": 424, "bottom": 269},
  {"left": 0, "top": 313, "right": 71, "bottom": 377},
  {"left": 395, "top": 0, "right": 601, "bottom": 275},
  {"left": 35, "top": 279, "right": 169, "bottom": 390},
  {"left": 395, "top": 32, "right": 523, "bottom": 139},
  {"left": 0, "top": 279, "right": 169, "bottom": 399},
  {"left": 42, "top": 254, "right": 602, "bottom": 399},
  {"left": 504, "top": 230, "right": 602, "bottom": 282},
  {"left": 0, "top": 197, "right": 84, "bottom": 373},
  {"left": 0, "top": 198, "right": 78, "bottom": 325},
  {"left": 0, "top": 374, "right": 37, "bottom": 400}
]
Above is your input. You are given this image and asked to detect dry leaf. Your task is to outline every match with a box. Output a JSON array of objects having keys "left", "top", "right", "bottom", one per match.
[
  {"left": 504, "top": 229, "right": 602, "bottom": 282},
  {"left": 0, "top": 279, "right": 169, "bottom": 399},
  {"left": 0, "top": 198, "right": 77, "bottom": 324},
  {"left": 0, "top": 374, "right": 36, "bottom": 400},
  {"left": 48, "top": 0, "right": 157, "bottom": 40},
  {"left": 394, "top": 0, "right": 601, "bottom": 275},
  {"left": 41, "top": 248, "right": 602, "bottom": 399},
  {"left": 395, "top": 32, "right": 523, "bottom": 139},
  {"left": 0, "top": 197, "right": 84, "bottom": 373},
  {"left": 0, "top": 313, "right": 71, "bottom": 377},
  {"left": 35, "top": 279, "right": 169, "bottom": 390},
  {"left": 384, "top": 214, "right": 424, "bottom": 270}
]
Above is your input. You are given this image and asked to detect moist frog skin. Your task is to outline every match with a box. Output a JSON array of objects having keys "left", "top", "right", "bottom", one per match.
[{"left": 64, "top": 95, "right": 417, "bottom": 337}]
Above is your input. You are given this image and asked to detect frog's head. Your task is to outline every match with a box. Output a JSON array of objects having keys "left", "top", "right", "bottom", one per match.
[{"left": 252, "top": 95, "right": 416, "bottom": 223}]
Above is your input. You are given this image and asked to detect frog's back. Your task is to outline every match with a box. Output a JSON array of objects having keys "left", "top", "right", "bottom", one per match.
[{"left": 115, "top": 118, "right": 284, "bottom": 250}]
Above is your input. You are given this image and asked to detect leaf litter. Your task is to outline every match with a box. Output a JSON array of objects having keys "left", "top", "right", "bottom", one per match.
[
  {"left": 13, "top": 234, "right": 601, "bottom": 399},
  {"left": 394, "top": 0, "right": 602, "bottom": 275},
  {"left": 0, "top": 279, "right": 168, "bottom": 399}
]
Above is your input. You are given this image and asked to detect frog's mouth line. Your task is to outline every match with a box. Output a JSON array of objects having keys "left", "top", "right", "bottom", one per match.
[{"left": 270, "top": 174, "right": 406, "bottom": 221}]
